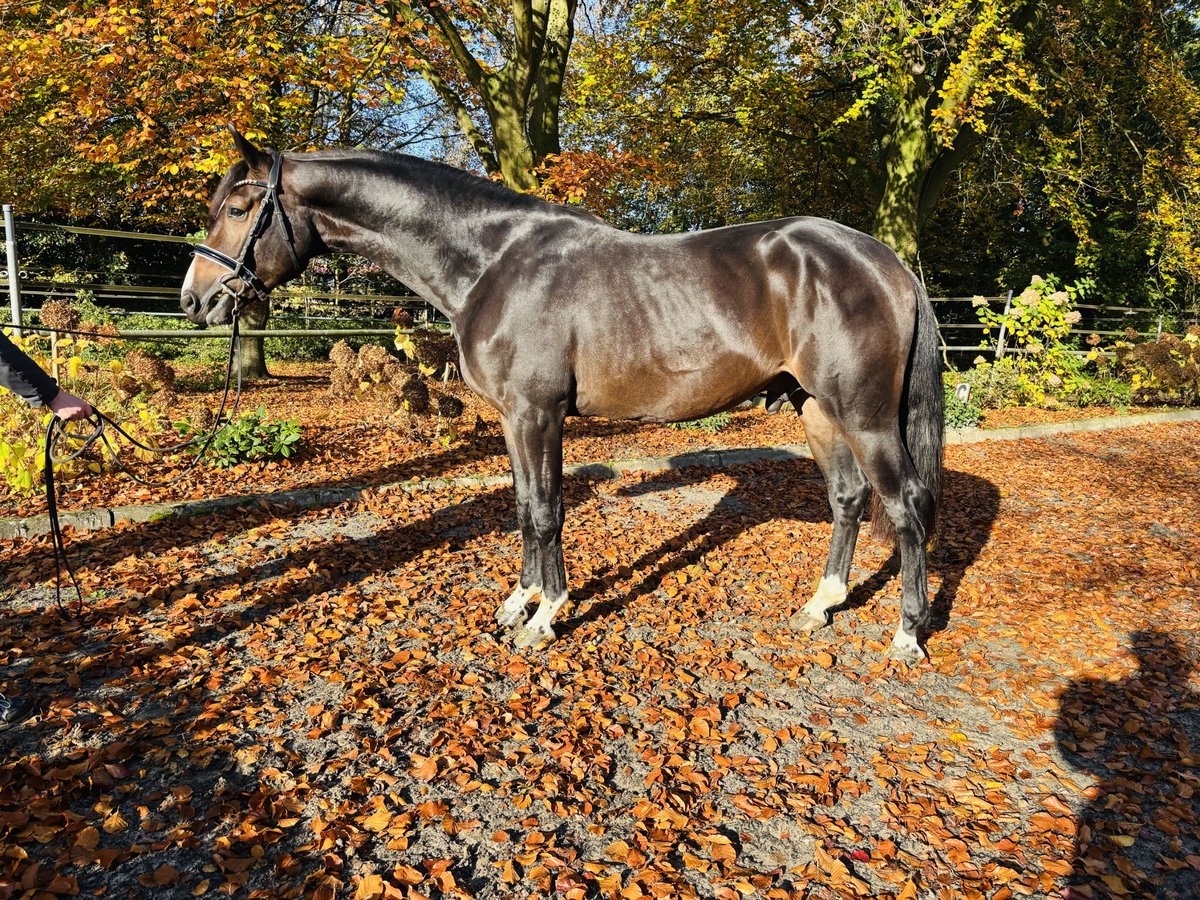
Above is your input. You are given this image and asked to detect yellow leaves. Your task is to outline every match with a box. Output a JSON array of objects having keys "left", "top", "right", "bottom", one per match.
[
  {"left": 353, "top": 873, "right": 391, "bottom": 899},
  {"left": 362, "top": 808, "right": 393, "bottom": 833},
  {"left": 101, "top": 810, "right": 128, "bottom": 834},
  {"left": 409, "top": 754, "right": 440, "bottom": 780},
  {"left": 392, "top": 864, "right": 424, "bottom": 885},
  {"left": 75, "top": 826, "right": 100, "bottom": 850}
]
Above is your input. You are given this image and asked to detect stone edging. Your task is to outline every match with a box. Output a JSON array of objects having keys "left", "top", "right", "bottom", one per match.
[{"left": 3, "top": 407, "right": 1199, "bottom": 540}]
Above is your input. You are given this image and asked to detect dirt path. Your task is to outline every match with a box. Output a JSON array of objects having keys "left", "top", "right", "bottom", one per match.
[{"left": 2, "top": 423, "right": 1198, "bottom": 898}]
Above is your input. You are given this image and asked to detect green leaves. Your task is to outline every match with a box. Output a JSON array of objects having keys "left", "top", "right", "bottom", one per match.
[{"left": 175, "top": 406, "right": 302, "bottom": 468}]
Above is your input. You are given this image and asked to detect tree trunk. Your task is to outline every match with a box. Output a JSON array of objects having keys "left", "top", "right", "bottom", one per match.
[
  {"left": 872, "top": 77, "right": 932, "bottom": 267},
  {"left": 395, "top": 0, "right": 577, "bottom": 191},
  {"left": 238, "top": 302, "right": 271, "bottom": 379},
  {"left": 489, "top": 79, "right": 541, "bottom": 191}
]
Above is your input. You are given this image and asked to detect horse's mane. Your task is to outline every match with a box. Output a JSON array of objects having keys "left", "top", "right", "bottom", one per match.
[
  {"left": 209, "top": 147, "right": 589, "bottom": 221},
  {"left": 315, "top": 149, "right": 539, "bottom": 206}
]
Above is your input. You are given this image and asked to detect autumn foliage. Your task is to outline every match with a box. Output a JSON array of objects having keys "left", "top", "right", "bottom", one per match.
[{"left": 3, "top": 410, "right": 1200, "bottom": 897}]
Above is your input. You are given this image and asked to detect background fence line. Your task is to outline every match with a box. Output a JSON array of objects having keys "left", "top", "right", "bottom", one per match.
[{"left": 0, "top": 212, "right": 1181, "bottom": 361}]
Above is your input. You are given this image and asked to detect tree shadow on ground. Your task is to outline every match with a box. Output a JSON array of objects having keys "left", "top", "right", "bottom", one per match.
[
  {"left": 8, "top": 456, "right": 999, "bottom": 715},
  {"left": 2, "top": 452, "right": 1000, "bottom": 896},
  {"left": 1055, "top": 629, "right": 1200, "bottom": 899}
]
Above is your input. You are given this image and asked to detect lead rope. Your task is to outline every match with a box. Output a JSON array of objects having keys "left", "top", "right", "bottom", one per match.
[{"left": 43, "top": 314, "right": 244, "bottom": 616}]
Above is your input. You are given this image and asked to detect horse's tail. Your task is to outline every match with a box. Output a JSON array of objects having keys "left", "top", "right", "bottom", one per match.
[{"left": 871, "top": 278, "right": 945, "bottom": 543}]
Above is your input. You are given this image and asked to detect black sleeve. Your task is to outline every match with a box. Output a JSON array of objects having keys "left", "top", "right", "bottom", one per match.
[{"left": 0, "top": 332, "right": 59, "bottom": 408}]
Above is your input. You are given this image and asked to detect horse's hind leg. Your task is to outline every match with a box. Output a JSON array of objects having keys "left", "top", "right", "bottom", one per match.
[
  {"left": 792, "top": 398, "right": 871, "bottom": 632},
  {"left": 844, "top": 427, "right": 935, "bottom": 664}
]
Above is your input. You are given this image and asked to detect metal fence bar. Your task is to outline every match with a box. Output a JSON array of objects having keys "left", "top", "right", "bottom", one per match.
[
  {"left": 3, "top": 204, "right": 21, "bottom": 336},
  {"left": 17, "top": 221, "right": 193, "bottom": 244},
  {"left": 110, "top": 328, "right": 397, "bottom": 339},
  {"left": 993, "top": 290, "right": 1014, "bottom": 360}
]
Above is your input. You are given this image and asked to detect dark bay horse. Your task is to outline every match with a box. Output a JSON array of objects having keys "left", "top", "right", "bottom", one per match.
[{"left": 182, "top": 128, "right": 944, "bottom": 663}]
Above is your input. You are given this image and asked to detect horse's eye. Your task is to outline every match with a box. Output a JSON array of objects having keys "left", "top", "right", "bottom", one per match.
[{"left": 228, "top": 207, "right": 247, "bottom": 220}]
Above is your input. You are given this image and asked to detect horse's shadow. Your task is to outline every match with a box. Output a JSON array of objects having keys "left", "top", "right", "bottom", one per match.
[
  {"left": 1055, "top": 629, "right": 1200, "bottom": 899},
  {"left": 558, "top": 458, "right": 999, "bottom": 642},
  {"left": 9, "top": 453, "right": 998, "bottom": 692}
]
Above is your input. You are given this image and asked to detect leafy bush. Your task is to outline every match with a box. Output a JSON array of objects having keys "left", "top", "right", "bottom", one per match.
[
  {"left": 963, "top": 275, "right": 1137, "bottom": 409},
  {"left": 667, "top": 412, "right": 733, "bottom": 433},
  {"left": 973, "top": 275, "right": 1093, "bottom": 406},
  {"left": 327, "top": 339, "right": 468, "bottom": 443},
  {"left": 943, "top": 380, "right": 983, "bottom": 428},
  {"left": 0, "top": 329, "right": 174, "bottom": 495},
  {"left": 174, "top": 407, "right": 302, "bottom": 468},
  {"left": 1114, "top": 327, "right": 1200, "bottom": 406}
]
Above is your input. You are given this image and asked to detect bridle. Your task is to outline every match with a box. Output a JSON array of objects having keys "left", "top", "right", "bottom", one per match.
[{"left": 193, "top": 152, "right": 300, "bottom": 308}]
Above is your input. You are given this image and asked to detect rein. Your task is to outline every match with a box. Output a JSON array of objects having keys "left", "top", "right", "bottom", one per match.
[
  {"left": 43, "top": 319, "right": 250, "bottom": 617},
  {"left": 40, "top": 152, "right": 298, "bottom": 615},
  {"left": 42, "top": 153, "right": 298, "bottom": 614}
]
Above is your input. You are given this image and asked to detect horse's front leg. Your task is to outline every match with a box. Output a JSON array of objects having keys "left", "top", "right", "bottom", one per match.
[
  {"left": 498, "top": 402, "right": 568, "bottom": 649},
  {"left": 496, "top": 413, "right": 543, "bottom": 627}
]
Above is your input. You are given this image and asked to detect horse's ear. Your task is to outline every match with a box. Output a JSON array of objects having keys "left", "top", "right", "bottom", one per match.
[{"left": 228, "top": 125, "right": 271, "bottom": 175}]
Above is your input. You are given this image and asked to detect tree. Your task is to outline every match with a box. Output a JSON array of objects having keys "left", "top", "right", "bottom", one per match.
[
  {"left": 0, "top": 0, "right": 437, "bottom": 226},
  {"left": 568, "top": 0, "right": 1200, "bottom": 307},
  {"left": 570, "top": 0, "right": 1040, "bottom": 262},
  {"left": 379, "top": 0, "right": 578, "bottom": 189}
]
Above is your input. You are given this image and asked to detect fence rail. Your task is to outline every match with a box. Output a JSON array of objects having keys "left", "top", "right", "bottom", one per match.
[{"left": 2, "top": 211, "right": 1187, "bottom": 364}]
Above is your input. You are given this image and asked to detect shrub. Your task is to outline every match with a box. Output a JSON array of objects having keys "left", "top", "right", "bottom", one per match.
[
  {"left": 395, "top": 325, "right": 458, "bottom": 377},
  {"left": 39, "top": 300, "right": 81, "bottom": 332},
  {"left": 974, "top": 275, "right": 1095, "bottom": 406},
  {"left": 943, "top": 380, "right": 983, "bottom": 428},
  {"left": 667, "top": 412, "right": 733, "bottom": 433},
  {"left": 964, "top": 275, "right": 1136, "bottom": 409},
  {"left": 1114, "top": 327, "right": 1200, "bottom": 406},
  {"left": 953, "top": 357, "right": 1027, "bottom": 409},
  {"left": 174, "top": 407, "right": 302, "bottom": 467},
  {"left": 0, "top": 329, "right": 173, "bottom": 496}
]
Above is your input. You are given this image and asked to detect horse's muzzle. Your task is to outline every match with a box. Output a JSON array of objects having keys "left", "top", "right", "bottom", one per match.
[
  {"left": 181, "top": 287, "right": 238, "bottom": 326},
  {"left": 180, "top": 288, "right": 205, "bottom": 325}
]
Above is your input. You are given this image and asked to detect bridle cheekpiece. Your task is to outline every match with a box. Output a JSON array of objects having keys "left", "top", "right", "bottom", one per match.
[{"left": 193, "top": 152, "right": 300, "bottom": 309}]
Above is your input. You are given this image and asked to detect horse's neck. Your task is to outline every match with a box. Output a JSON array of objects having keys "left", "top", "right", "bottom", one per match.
[{"left": 300, "top": 157, "right": 502, "bottom": 323}]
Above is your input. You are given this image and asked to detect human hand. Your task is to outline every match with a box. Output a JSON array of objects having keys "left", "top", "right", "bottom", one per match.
[{"left": 48, "top": 390, "right": 94, "bottom": 422}]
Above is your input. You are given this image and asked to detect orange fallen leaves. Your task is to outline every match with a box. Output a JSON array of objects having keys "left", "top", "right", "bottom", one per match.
[{"left": 2, "top": 418, "right": 1199, "bottom": 898}]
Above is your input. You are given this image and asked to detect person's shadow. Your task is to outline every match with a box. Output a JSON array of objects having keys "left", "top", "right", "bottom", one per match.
[{"left": 1055, "top": 630, "right": 1200, "bottom": 898}]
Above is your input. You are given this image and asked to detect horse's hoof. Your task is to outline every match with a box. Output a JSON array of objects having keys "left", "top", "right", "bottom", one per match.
[
  {"left": 496, "top": 604, "right": 526, "bottom": 628},
  {"left": 885, "top": 633, "right": 926, "bottom": 665},
  {"left": 790, "top": 613, "right": 828, "bottom": 633},
  {"left": 510, "top": 623, "right": 555, "bottom": 650}
]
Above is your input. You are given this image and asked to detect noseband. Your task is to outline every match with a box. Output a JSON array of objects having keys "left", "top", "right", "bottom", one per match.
[{"left": 193, "top": 153, "right": 301, "bottom": 307}]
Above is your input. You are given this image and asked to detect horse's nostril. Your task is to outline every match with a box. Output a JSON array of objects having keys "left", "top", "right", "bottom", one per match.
[{"left": 180, "top": 290, "right": 205, "bottom": 323}]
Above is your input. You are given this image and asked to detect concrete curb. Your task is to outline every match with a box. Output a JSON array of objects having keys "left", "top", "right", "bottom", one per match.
[{"left": 4, "top": 407, "right": 1199, "bottom": 540}]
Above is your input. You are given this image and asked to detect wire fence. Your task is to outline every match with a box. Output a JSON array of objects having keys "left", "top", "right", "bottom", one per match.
[{"left": 2, "top": 210, "right": 1188, "bottom": 363}]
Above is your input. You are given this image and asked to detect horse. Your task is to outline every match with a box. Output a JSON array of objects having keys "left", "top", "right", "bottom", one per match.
[{"left": 182, "top": 127, "right": 944, "bottom": 664}]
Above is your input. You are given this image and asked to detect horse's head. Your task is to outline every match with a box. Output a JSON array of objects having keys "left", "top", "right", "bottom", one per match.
[{"left": 182, "top": 127, "right": 320, "bottom": 325}]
